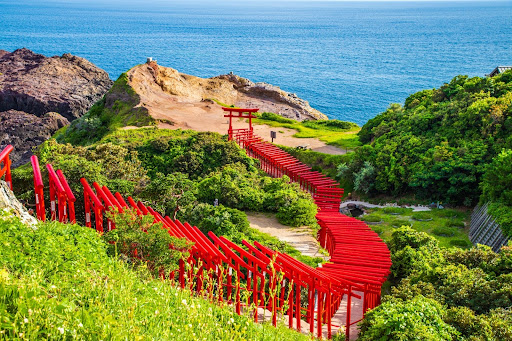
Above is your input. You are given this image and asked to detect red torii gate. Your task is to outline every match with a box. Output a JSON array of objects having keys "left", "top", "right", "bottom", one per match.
[{"left": 222, "top": 107, "right": 259, "bottom": 141}]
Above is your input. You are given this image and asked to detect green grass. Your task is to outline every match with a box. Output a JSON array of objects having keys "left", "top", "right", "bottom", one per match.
[
  {"left": 251, "top": 113, "right": 361, "bottom": 150},
  {"left": 57, "top": 73, "right": 156, "bottom": 145},
  {"left": 357, "top": 208, "right": 472, "bottom": 249},
  {"left": 0, "top": 214, "right": 313, "bottom": 341}
]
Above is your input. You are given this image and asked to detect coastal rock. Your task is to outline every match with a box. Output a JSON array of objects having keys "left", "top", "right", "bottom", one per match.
[
  {"left": 0, "top": 110, "right": 69, "bottom": 167},
  {"left": 137, "top": 63, "right": 327, "bottom": 122},
  {"left": 0, "top": 48, "right": 113, "bottom": 166},
  {"left": 0, "top": 48, "right": 113, "bottom": 120}
]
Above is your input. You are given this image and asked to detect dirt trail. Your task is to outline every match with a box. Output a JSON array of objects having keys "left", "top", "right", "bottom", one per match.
[
  {"left": 247, "top": 212, "right": 363, "bottom": 339},
  {"left": 246, "top": 212, "right": 328, "bottom": 260}
]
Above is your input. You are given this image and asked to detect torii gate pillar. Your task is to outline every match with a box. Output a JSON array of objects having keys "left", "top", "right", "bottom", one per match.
[{"left": 222, "top": 107, "right": 259, "bottom": 141}]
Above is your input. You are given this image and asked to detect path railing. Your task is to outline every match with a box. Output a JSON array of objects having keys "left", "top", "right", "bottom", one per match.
[
  {"left": 0, "top": 144, "right": 376, "bottom": 340},
  {"left": 232, "top": 128, "right": 391, "bottom": 339}
]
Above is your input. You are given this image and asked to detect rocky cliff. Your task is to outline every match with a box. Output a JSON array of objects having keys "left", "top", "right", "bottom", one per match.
[
  {"left": 0, "top": 110, "right": 69, "bottom": 167},
  {"left": 0, "top": 48, "right": 112, "bottom": 166},
  {"left": 145, "top": 63, "right": 327, "bottom": 121}
]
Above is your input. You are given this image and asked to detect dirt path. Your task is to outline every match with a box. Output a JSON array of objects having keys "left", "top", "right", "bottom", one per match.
[
  {"left": 246, "top": 212, "right": 328, "bottom": 260},
  {"left": 247, "top": 211, "right": 362, "bottom": 339}
]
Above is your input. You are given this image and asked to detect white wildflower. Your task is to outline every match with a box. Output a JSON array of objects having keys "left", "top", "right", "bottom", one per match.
[
  {"left": 181, "top": 299, "right": 187, "bottom": 306},
  {"left": 78, "top": 323, "right": 83, "bottom": 328},
  {"left": 57, "top": 327, "right": 64, "bottom": 335},
  {"left": 28, "top": 309, "right": 33, "bottom": 316},
  {"left": 23, "top": 318, "right": 28, "bottom": 323}
]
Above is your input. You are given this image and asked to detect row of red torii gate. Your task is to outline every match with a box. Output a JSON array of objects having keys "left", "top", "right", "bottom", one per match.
[{"left": 0, "top": 108, "right": 391, "bottom": 340}]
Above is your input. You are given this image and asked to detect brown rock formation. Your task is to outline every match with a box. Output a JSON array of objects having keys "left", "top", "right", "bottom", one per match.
[
  {"left": 0, "top": 48, "right": 113, "bottom": 120},
  {"left": 0, "top": 110, "right": 69, "bottom": 167},
  {"left": 0, "top": 48, "right": 113, "bottom": 166},
  {"left": 130, "top": 62, "right": 327, "bottom": 123}
]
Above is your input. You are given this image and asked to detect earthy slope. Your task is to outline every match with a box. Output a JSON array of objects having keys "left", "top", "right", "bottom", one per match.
[{"left": 127, "top": 61, "right": 327, "bottom": 130}]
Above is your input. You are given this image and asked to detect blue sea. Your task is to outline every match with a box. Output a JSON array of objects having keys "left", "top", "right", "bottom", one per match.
[{"left": 1, "top": 0, "right": 511, "bottom": 125}]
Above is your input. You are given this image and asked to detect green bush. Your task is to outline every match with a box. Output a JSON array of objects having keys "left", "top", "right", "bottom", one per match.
[
  {"left": 412, "top": 212, "right": 432, "bottom": 221},
  {"left": 432, "top": 226, "right": 457, "bottom": 237},
  {"left": 390, "top": 218, "right": 411, "bottom": 227},
  {"left": 445, "top": 220, "right": 465, "bottom": 228},
  {"left": 362, "top": 214, "right": 382, "bottom": 223},
  {"left": 276, "top": 198, "right": 317, "bottom": 227},
  {"left": 302, "top": 119, "right": 358, "bottom": 131},
  {"left": 260, "top": 112, "right": 295, "bottom": 124},
  {"left": 359, "top": 296, "right": 459, "bottom": 341},
  {"left": 350, "top": 70, "right": 512, "bottom": 205},
  {"left": 103, "top": 209, "right": 192, "bottom": 276},
  {"left": 382, "top": 206, "right": 411, "bottom": 215},
  {"left": 389, "top": 226, "right": 439, "bottom": 252}
]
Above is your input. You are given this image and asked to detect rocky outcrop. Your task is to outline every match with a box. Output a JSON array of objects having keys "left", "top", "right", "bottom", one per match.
[
  {"left": 0, "top": 48, "right": 112, "bottom": 120},
  {"left": 144, "top": 63, "right": 327, "bottom": 121},
  {"left": 0, "top": 180, "right": 37, "bottom": 226},
  {"left": 0, "top": 48, "right": 113, "bottom": 166},
  {"left": 0, "top": 110, "right": 69, "bottom": 167},
  {"left": 217, "top": 73, "right": 327, "bottom": 121}
]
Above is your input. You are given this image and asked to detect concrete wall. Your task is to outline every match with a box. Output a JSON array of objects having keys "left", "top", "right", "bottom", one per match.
[{"left": 469, "top": 202, "right": 510, "bottom": 252}]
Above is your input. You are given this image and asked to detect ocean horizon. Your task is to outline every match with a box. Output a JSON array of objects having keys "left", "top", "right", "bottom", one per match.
[{"left": 1, "top": 0, "right": 511, "bottom": 125}]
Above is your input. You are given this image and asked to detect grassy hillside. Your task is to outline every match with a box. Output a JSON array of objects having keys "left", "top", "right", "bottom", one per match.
[
  {"left": 253, "top": 112, "right": 361, "bottom": 150},
  {"left": 0, "top": 213, "right": 311, "bottom": 340},
  {"left": 343, "top": 70, "right": 512, "bottom": 207},
  {"left": 55, "top": 72, "right": 155, "bottom": 145}
]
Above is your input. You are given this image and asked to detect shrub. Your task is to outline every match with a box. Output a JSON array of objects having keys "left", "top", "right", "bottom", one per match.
[
  {"left": 276, "top": 198, "right": 317, "bottom": 227},
  {"left": 359, "top": 296, "right": 459, "bottom": 341},
  {"left": 412, "top": 211, "right": 432, "bottom": 221},
  {"left": 432, "top": 226, "right": 457, "bottom": 237},
  {"left": 388, "top": 226, "right": 439, "bottom": 253},
  {"left": 383, "top": 206, "right": 410, "bottom": 215},
  {"left": 362, "top": 214, "right": 382, "bottom": 223},
  {"left": 260, "top": 112, "right": 295, "bottom": 124},
  {"left": 390, "top": 218, "right": 411, "bottom": 227},
  {"left": 103, "top": 209, "right": 192, "bottom": 277},
  {"left": 445, "top": 220, "right": 465, "bottom": 228},
  {"left": 444, "top": 306, "right": 493, "bottom": 340}
]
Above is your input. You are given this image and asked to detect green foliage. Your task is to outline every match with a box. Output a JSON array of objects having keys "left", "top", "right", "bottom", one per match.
[
  {"left": 197, "top": 164, "right": 317, "bottom": 226},
  {"left": 276, "top": 198, "right": 317, "bottom": 227},
  {"left": 432, "top": 226, "right": 457, "bottom": 237},
  {"left": 141, "top": 172, "right": 197, "bottom": 218},
  {"left": 181, "top": 203, "right": 250, "bottom": 238},
  {"left": 362, "top": 214, "right": 382, "bottom": 223},
  {"left": 301, "top": 119, "right": 359, "bottom": 131},
  {"left": 353, "top": 161, "right": 376, "bottom": 194},
  {"left": 444, "top": 306, "right": 493, "bottom": 340},
  {"left": 103, "top": 209, "right": 192, "bottom": 276},
  {"left": 59, "top": 73, "right": 155, "bottom": 145},
  {"left": 0, "top": 214, "right": 310, "bottom": 340},
  {"left": 481, "top": 149, "right": 512, "bottom": 237},
  {"left": 252, "top": 113, "right": 361, "bottom": 149},
  {"left": 259, "top": 112, "right": 295, "bottom": 124},
  {"left": 351, "top": 70, "right": 512, "bottom": 205},
  {"left": 359, "top": 296, "right": 459, "bottom": 341},
  {"left": 389, "top": 226, "right": 439, "bottom": 252}
]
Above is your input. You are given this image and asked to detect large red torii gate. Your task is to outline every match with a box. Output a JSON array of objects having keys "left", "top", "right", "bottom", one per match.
[{"left": 222, "top": 107, "right": 259, "bottom": 141}]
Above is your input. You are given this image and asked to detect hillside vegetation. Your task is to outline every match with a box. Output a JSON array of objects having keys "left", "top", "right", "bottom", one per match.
[
  {"left": 343, "top": 70, "right": 512, "bottom": 208},
  {"left": 0, "top": 213, "right": 311, "bottom": 340},
  {"left": 359, "top": 226, "right": 512, "bottom": 340},
  {"left": 12, "top": 129, "right": 323, "bottom": 267}
]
